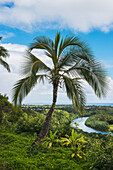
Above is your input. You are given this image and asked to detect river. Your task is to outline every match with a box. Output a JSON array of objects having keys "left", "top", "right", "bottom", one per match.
[{"left": 71, "top": 117, "right": 113, "bottom": 135}]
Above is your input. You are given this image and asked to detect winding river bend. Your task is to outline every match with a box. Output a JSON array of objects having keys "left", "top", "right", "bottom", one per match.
[{"left": 71, "top": 117, "right": 113, "bottom": 135}]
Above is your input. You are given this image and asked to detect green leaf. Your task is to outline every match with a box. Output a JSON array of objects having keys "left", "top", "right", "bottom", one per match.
[
  {"left": 21, "top": 51, "right": 51, "bottom": 76},
  {"left": 48, "top": 142, "right": 52, "bottom": 148},
  {"left": 12, "top": 74, "right": 48, "bottom": 105},
  {"left": 0, "top": 58, "right": 10, "bottom": 72}
]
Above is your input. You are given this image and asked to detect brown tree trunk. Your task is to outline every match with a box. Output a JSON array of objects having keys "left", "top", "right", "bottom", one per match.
[{"left": 32, "top": 81, "right": 58, "bottom": 145}]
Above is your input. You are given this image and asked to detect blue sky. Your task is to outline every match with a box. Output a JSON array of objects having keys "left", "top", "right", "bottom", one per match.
[{"left": 0, "top": 0, "right": 113, "bottom": 104}]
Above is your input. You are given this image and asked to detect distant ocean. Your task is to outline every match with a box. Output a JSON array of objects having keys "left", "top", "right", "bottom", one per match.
[
  {"left": 23, "top": 103, "right": 113, "bottom": 106},
  {"left": 87, "top": 103, "right": 113, "bottom": 106}
]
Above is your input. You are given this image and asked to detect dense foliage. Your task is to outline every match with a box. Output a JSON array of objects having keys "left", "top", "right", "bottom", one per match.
[
  {"left": 0, "top": 94, "right": 113, "bottom": 169},
  {"left": 14, "top": 108, "right": 76, "bottom": 137},
  {"left": 0, "top": 94, "right": 22, "bottom": 124},
  {"left": 85, "top": 112, "right": 113, "bottom": 132}
]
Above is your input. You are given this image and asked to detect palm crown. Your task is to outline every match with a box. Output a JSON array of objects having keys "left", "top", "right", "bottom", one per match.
[
  {"left": 12, "top": 32, "right": 108, "bottom": 141},
  {"left": 0, "top": 37, "right": 10, "bottom": 72},
  {"left": 13, "top": 32, "right": 107, "bottom": 111}
]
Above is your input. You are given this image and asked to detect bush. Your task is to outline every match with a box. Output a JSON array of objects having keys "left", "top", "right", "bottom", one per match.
[
  {"left": 85, "top": 116, "right": 109, "bottom": 132},
  {"left": 14, "top": 109, "right": 76, "bottom": 136},
  {"left": 0, "top": 93, "right": 23, "bottom": 124},
  {"left": 86, "top": 135, "right": 113, "bottom": 170},
  {"left": 14, "top": 112, "right": 45, "bottom": 134}
]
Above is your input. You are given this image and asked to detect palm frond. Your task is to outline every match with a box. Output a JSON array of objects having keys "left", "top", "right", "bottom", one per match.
[
  {"left": 29, "top": 35, "right": 58, "bottom": 67},
  {"left": 12, "top": 32, "right": 108, "bottom": 112},
  {"left": 62, "top": 75, "right": 86, "bottom": 114},
  {"left": 21, "top": 51, "right": 51, "bottom": 76},
  {"left": 0, "top": 58, "right": 10, "bottom": 72},
  {"left": 58, "top": 34, "right": 93, "bottom": 59},
  {"left": 37, "top": 74, "right": 50, "bottom": 84},
  {"left": 0, "top": 46, "right": 9, "bottom": 58},
  {"left": 0, "top": 37, "right": 10, "bottom": 71},
  {"left": 12, "top": 74, "right": 48, "bottom": 105},
  {"left": 58, "top": 53, "right": 73, "bottom": 69},
  {"left": 29, "top": 35, "right": 55, "bottom": 58},
  {"left": 62, "top": 75, "right": 73, "bottom": 99},
  {"left": 55, "top": 32, "right": 61, "bottom": 57},
  {"left": 58, "top": 45, "right": 93, "bottom": 70},
  {"left": 66, "top": 59, "right": 108, "bottom": 98},
  {"left": 72, "top": 84, "right": 86, "bottom": 115}
]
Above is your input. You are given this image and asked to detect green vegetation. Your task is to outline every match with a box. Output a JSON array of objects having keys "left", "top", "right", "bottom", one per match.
[
  {"left": 0, "top": 94, "right": 22, "bottom": 124},
  {"left": 0, "top": 130, "right": 84, "bottom": 170},
  {"left": 14, "top": 108, "right": 76, "bottom": 137},
  {"left": 109, "top": 125, "right": 113, "bottom": 132},
  {"left": 0, "top": 94, "right": 113, "bottom": 169},
  {"left": 0, "top": 123, "right": 113, "bottom": 169},
  {"left": 85, "top": 113, "right": 113, "bottom": 132},
  {"left": 60, "top": 129, "right": 87, "bottom": 158}
]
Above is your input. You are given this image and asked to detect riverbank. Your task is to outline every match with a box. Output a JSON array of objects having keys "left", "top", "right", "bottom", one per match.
[
  {"left": 72, "top": 117, "right": 113, "bottom": 135},
  {"left": 85, "top": 113, "right": 113, "bottom": 133}
]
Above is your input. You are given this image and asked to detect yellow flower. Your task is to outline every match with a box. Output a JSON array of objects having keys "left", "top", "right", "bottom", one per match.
[{"left": 77, "top": 154, "right": 82, "bottom": 159}]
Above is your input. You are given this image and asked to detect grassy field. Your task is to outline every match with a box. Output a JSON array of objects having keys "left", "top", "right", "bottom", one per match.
[
  {"left": 0, "top": 94, "right": 113, "bottom": 169},
  {"left": 0, "top": 128, "right": 88, "bottom": 170},
  {"left": 0, "top": 127, "right": 113, "bottom": 170}
]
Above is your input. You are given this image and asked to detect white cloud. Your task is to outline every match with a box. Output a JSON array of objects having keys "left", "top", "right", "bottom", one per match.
[
  {"left": 0, "top": 43, "right": 54, "bottom": 104},
  {"left": 0, "top": 44, "right": 27, "bottom": 102},
  {"left": 0, "top": 43, "right": 113, "bottom": 105},
  {"left": 2, "top": 43, "right": 27, "bottom": 73},
  {"left": 0, "top": 0, "right": 11, "bottom": 5},
  {"left": 1, "top": 0, "right": 113, "bottom": 32}
]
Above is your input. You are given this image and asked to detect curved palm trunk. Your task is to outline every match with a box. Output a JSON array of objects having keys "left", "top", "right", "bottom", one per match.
[{"left": 32, "top": 81, "right": 58, "bottom": 145}]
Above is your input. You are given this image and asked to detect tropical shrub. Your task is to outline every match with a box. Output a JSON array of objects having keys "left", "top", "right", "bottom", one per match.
[
  {"left": 60, "top": 129, "right": 87, "bottom": 158},
  {"left": 41, "top": 130, "right": 58, "bottom": 148},
  {"left": 14, "top": 112, "right": 45, "bottom": 134}
]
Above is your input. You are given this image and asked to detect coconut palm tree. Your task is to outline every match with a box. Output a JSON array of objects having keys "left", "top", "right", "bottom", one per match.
[
  {"left": 0, "top": 37, "right": 10, "bottom": 72},
  {"left": 12, "top": 32, "right": 107, "bottom": 143}
]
